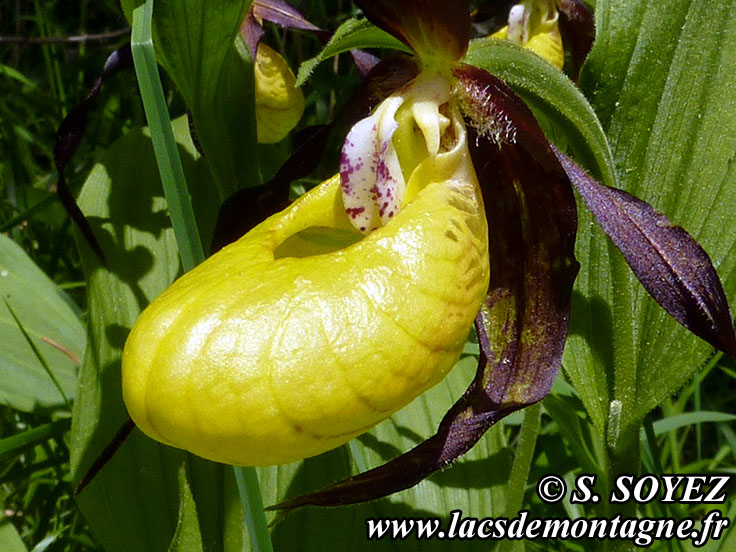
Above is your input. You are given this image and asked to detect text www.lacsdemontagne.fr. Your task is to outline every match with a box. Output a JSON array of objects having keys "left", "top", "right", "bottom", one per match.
[{"left": 365, "top": 510, "right": 729, "bottom": 547}]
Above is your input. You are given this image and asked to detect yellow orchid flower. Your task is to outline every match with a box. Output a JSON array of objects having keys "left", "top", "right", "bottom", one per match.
[
  {"left": 491, "top": 0, "right": 564, "bottom": 69},
  {"left": 122, "top": 65, "right": 489, "bottom": 465}
]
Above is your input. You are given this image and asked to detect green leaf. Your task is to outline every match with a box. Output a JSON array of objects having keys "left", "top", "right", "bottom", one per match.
[
  {"left": 651, "top": 412, "right": 736, "bottom": 436},
  {"left": 464, "top": 38, "right": 616, "bottom": 434},
  {"left": 543, "top": 394, "right": 599, "bottom": 475},
  {"left": 0, "top": 518, "right": 28, "bottom": 552},
  {"left": 168, "top": 465, "right": 204, "bottom": 552},
  {"left": 0, "top": 418, "right": 71, "bottom": 462},
  {"left": 575, "top": 0, "right": 736, "bottom": 436},
  {"left": 465, "top": 38, "right": 616, "bottom": 188},
  {"left": 296, "top": 18, "right": 411, "bottom": 87},
  {"left": 0, "top": 234, "right": 84, "bottom": 412},
  {"left": 121, "top": 0, "right": 258, "bottom": 198},
  {"left": 69, "top": 117, "right": 238, "bottom": 552},
  {"left": 501, "top": 403, "right": 541, "bottom": 524}
]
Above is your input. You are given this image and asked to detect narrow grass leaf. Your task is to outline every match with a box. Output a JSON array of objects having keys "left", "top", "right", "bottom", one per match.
[
  {"left": 131, "top": 4, "right": 271, "bottom": 549},
  {"left": 0, "top": 418, "right": 71, "bottom": 462},
  {"left": 131, "top": 0, "right": 204, "bottom": 271},
  {"left": 501, "top": 403, "right": 541, "bottom": 525},
  {"left": 652, "top": 412, "right": 736, "bottom": 436},
  {"left": 234, "top": 467, "right": 273, "bottom": 552}
]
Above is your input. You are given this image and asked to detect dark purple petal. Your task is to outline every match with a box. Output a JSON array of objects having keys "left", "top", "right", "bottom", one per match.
[
  {"left": 270, "top": 66, "right": 579, "bottom": 510},
  {"left": 349, "top": 49, "right": 380, "bottom": 77},
  {"left": 354, "top": 0, "right": 470, "bottom": 62},
  {"left": 555, "top": 148, "right": 736, "bottom": 357},
  {"left": 456, "top": 65, "right": 579, "bottom": 404},
  {"left": 557, "top": 0, "right": 595, "bottom": 81},
  {"left": 242, "top": 1, "right": 328, "bottom": 58},
  {"left": 252, "top": 0, "right": 324, "bottom": 34},
  {"left": 452, "top": 63, "right": 558, "bottom": 170},
  {"left": 242, "top": 9, "right": 266, "bottom": 59},
  {"left": 54, "top": 44, "right": 133, "bottom": 263}
]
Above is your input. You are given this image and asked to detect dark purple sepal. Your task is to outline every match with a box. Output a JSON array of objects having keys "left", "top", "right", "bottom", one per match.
[
  {"left": 456, "top": 65, "right": 579, "bottom": 404},
  {"left": 242, "top": 9, "right": 266, "bottom": 59},
  {"left": 252, "top": 0, "right": 324, "bottom": 34},
  {"left": 554, "top": 148, "right": 736, "bottom": 357},
  {"left": 243, "top": 0, "right": 329, "bottom": 58},
  {"left": 354, "top": 0, "right": 470, "bottom": 62},
  {"left": 54, "top": 44, "right": 133, "bottom": 263},
  {"left": 349, "top": 49, "right": 381, "bottom": 78},
  {"left": 269, "top": 65, "right": 579, "bottom": 510},
  {"left": 556, "top": 0, "right": 595, "bottom": 81}
]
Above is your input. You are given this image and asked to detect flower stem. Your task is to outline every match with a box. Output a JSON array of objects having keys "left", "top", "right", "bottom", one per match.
[{"left": 234, "top": 467, "right": 274, "bottom": 552}]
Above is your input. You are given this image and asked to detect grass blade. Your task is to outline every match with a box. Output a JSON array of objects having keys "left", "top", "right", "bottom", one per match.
[
  {"left": 0, "top": 418, "right": 71, "bottom": 462},
  {"left": 130, "top": 0, "right": 204, "bottom": 271}
]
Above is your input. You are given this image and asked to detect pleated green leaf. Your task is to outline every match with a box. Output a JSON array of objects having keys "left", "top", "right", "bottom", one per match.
[
  {"left": 169, "top": 465, "right": 205, "bottom": 552},
  {"left": 571, "top": 0, "right": 736, "bottom": 440},
  {"left": 0, "top": 234, "right": 84, "bottom": 412}
]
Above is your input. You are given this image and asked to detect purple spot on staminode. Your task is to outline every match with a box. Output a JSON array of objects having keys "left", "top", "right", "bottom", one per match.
[{"left": 346, "top": 206, "right": 366, "bottom": 219}]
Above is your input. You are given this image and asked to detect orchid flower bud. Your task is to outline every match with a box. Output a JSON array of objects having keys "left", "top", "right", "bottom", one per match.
[
  {"left": 121, "top": 71, "right": 489, "bottom": 465},
  {"left": 254, "top": 43, "right": 304, "bottom": 143}
]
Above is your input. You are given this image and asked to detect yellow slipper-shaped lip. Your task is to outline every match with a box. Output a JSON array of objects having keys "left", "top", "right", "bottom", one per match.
[{"left": 122, "top": 111, "right": 489, "bottom": 466}]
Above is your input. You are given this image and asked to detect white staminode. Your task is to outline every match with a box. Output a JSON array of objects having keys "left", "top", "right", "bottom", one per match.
[
  {"left": 340, "top": 74, "right": 451, "bottom": 234},
  {"left": 506, "top": 0, "right": 559, "bottom": 46}
]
